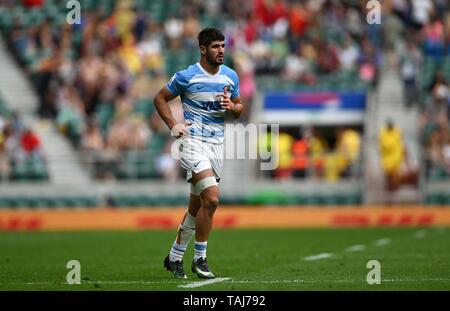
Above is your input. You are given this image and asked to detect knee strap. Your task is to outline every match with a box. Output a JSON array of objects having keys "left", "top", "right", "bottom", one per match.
[
  {"left": 194, "top": 176, "right": 218, "bottom": 195},
  {"left": 190, "top": 183, "right": 198, "bottom": 196}
]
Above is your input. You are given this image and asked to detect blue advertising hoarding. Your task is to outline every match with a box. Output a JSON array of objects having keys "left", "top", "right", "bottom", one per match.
[{"left": 261, "top": 91, "right": 367, "bottom": 125}]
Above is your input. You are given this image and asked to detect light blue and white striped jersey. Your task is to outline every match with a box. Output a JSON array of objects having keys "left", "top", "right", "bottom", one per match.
[{"left": 167, "top": 62, "right": 240, "bottom": 144}]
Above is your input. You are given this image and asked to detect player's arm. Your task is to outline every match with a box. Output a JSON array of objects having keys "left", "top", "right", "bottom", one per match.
[
  {"left": 229, "top": 97, "right": 244, "bottom": 119},
  {"left": 154, "top": 87, "right": 178, "bottom": 130},
  {"left": 153, "top": 87, "right": 190, "bottom": 138}
]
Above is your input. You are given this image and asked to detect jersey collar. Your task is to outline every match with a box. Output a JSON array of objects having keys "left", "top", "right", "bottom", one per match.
[{"left": 196, "top": 62, "right": 222, "bottom": 78}]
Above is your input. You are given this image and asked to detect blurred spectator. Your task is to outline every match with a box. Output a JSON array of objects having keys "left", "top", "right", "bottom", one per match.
[
  {"left": 442, "top": 135, "right": 450, "bottom": 173},
  {"left": 0, "top": 124, "right": 10, "bottom": 180},
  {"left": 254, "top": 0, "right": 288, "bottom": 27},
  {"left": 82, "top": 119, "right": 104, "bottom": 151},
  {"left": 426, "top": 129, "right": 446, "bottom": 172},
  {"left": 420, "top": 71, "right": 449, "bottom": 138},
  {"left": 357, "top": 37, "right": 381, "bottom": 87},
  {"left": 316, "top": 40, "right": 340, "bottom": 74},
  {"left": 0, "top": 110, "right": 47, "bottom": 181},
  {"left": 422, "top": 11, "right": 445, "bottom": 58},
  {"left": 335, "top": 127, "right": 361, "bottom": 177},
  {"left": 289, "top": 1, "right": 310, "bottom": 37},
  {"left": 291, "top": 132, "right": 308, "bottom": 178},
  {"left": 308, "top": 128, "right": 327, "bottom": 178},
  {"left": 273, "top": 131, "right": 294, "bottom": 180},
  {"left": 399, "top": 40, "right": 422, "bottom": 108},
  {"left": 323, "top": 149, "right": 346, "bottom": 183},
  {"left": 411, "top": 0, "right": 434, "bottom": 29},
  {"left": 430, "top": 71, "right": 449, "bottom": 105},
  {"left": 379, "top": 119, "right": 418, "bottom": 192},
  {"left": 137, "top": 24, "right": 164, "bottom": 73},
  {"left": 20, "top": 127, "right": 41, "bottom": 156},
  {"left": 56, "top": 85, "right": 86, "bottom": 146},
  {"left": 338, "top": 36, "right": 359, "bottom": 71},
  {"left": 22, "top": 0, "right": 43, "bottom": 7}
]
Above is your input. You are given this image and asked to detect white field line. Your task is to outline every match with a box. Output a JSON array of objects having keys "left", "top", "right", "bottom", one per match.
[
  {"left": 3, "top": 278, "right": 450, "bottom": 287},
  {"left": 2, "top": 280, "right": 183, "bottom": 286},
  {"left": 374, "top": 238, "right": 391, "bottom": 246},
  {"left": 303, "top": 253, "right": 333, "bottom": 261},
  {"left": 435, "top": 227, "right": 447, "bottom": 234},
  {"left": 344, "top": 244, "right": 366, "bottom": 252},
  {"left": 414, "top": 230, "right": 427, "bottom": 239},
  {"left": 178, "top": 277, "right": 231, "bottom": 288}
]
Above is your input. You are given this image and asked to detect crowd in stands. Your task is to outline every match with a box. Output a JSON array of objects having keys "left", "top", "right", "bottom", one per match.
[
  {"left": 0, "top": 0, "right": 411, "bottom": 181},
  {"left": 260, "top": 126, "right": 362, "bottom": 182},
  {"left": 0, "top": 106, "right": 47, "bottom": 182},
  {"left": 387, "top": 0, "right": 450, "bottom": 180}
]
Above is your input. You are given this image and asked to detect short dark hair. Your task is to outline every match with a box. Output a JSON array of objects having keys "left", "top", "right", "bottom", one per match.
[{"left": 198, "top": 28, "right": 225, "bottom": 47}]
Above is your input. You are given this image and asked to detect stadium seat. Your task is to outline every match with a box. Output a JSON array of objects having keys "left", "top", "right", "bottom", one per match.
[
  {"left": 323, "top": 194, "right": 341, "bottom": 206},
  {"left": 305, "top": 195, "right": 321, "bottom": 206},
  {"left": 295, "top": 196, "right": 308, "bottom": 205},
  {"left": 426, "top": 193, "right": 444, "bottom": 205},
  {"left": 0, "top": 197, "right": 9, "bottom": 208},
  {"left": 345, "top": 194, "right": 362, "bottom": 205}
]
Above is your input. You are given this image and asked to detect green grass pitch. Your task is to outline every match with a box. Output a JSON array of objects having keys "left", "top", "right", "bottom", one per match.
[{"left": 0, "top": 228, "right": 449, "bottom": 290}]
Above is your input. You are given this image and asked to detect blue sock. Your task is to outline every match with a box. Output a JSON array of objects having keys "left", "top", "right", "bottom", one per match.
[{"left": 194, "top": 241, "right": 207, "bottom": 261}]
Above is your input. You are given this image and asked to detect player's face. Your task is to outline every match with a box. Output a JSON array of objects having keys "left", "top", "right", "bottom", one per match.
[{"left": 205, "top": 40, "right": 225, "bottom": 66}]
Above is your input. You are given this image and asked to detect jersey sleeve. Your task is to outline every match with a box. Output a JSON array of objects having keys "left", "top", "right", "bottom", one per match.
[
  {"left": 230, "top": 71, "right": 240, "bottom": 99},
  {"left": 166, "top": 71, "right": 187, "bottom": 97}
]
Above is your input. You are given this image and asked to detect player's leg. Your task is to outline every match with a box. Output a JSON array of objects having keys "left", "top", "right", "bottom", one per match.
[
  {"left": 188, "top": 191, "right": 202, "bottom": 217},
  {"left": 169, "top": 192, "right": 201, "bottom": 262},
  {"left": 190, "top": 168, "right": 219, "bottom": 279},
  {"left": 164, "top": 191, "right": 201, "bottom": 279}
]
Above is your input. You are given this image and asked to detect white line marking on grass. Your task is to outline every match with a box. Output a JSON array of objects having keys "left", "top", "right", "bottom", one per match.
[
  {"left": 2, "top": 280, "right": 186, "bottom": 286},
  {"left": 232, "top": 280, "right": 304, "bottom": 284},
  {"left": 344, "top": 244, "right": 366, "bottom": 252},
  {"left": 436, "top": 227, "right": 446, "bottom": 234},
  {"left": 86, "top": 280, "right": 182, "bottom": 285},
  {"left": 3, "top": 278, "right": 450, "bottom": 287},
  {"left": 414, "top": 230, "right": 426, "bottom": 239},
  {"left": 374, "top": 238, "right": 391, "bottom": 246},
  {"left": 303, "top": 253, "right": 333, "bottom": 261},
  {"left": 195, "top": 278, "right": 450, "bottom": 285},
  {"left": 178, "top": 277, "right": 231, "bottom": 289},
  {"left": 382, "top": 278, "right": 450, "bottom": 282},
  {"left": 3, "top": 281, "right": 54, "bottom": 285}
]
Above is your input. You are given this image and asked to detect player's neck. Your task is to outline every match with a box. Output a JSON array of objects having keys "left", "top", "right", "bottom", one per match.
[{"left": 199, "top": 59, "right": 220, "bottom": 75}]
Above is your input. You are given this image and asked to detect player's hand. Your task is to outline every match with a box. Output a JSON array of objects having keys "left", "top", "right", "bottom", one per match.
[
  {"left": 217, "top": 87, "right": 235, "bottom": 112},
  {"left": 170, "top": 120, "right": 192, "bottom": 138}
]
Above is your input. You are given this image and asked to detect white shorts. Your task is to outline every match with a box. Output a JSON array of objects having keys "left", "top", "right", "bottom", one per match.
[{"left": 179, "top": 137, "right": 224, "bottom": 183}]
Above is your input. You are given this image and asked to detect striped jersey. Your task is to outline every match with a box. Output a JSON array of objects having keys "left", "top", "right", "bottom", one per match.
[{"left": 166, "top": 62, "right": 240, "bottom": 144}]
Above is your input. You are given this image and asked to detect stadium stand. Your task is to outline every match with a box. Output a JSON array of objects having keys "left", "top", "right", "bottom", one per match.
[
  {"left": 0, "top": 0, "right": 448, "bottom": 206},
  {"left": 0, "top": 0, "right": 372, "bottom": 182}
]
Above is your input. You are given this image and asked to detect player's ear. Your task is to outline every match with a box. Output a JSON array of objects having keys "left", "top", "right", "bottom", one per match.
[{"left": 199, "top": 45, "right": 206, "bottom": 55}]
